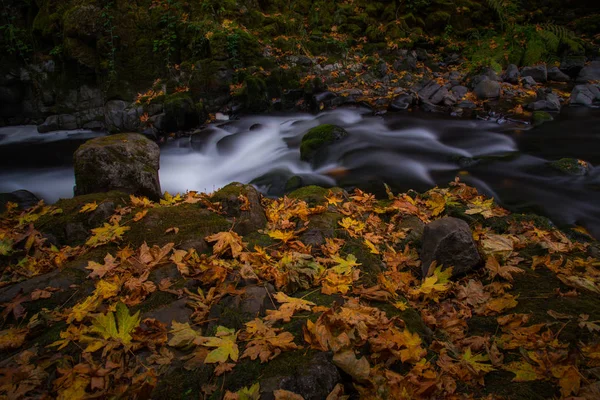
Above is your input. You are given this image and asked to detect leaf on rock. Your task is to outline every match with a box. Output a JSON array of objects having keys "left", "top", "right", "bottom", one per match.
[
  {"left": 168, "top": 321, "right": 202, "bottom": 348},
  {"left": 89, "top": 302, "right": 141, "bottom": 346},
  {"left": 265, "top": 292, "right": 316, "bottom": 322},
  {"left": 202, "top": 326, "right": 239, "bottom": 364},
  {"left": 461, "top": 348, "right": 494, "bottom": 374},
  {"left": 504, "top": 361, "right": 541, "bottom": 382},
  {"left": 85, "top": 222, "right": 130, "bottom": 248},
  {"left": 333, "top": 350, "right": 371, "bottom": 382},
  {"left": 86, "top": 253, "right": 119, "bottom": 279},
  {"left": 206, "top": 231, "right": 244, "bottom": 258},
  {"left": 79, "top": 202, "right": 98, "bottom": 213},
  {"left": 485, "top": 256, "right": 524, "bottom": 281}
]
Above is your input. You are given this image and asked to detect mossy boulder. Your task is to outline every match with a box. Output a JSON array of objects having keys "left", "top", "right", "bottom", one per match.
[
  {"left": 240, "top": 76, "right": 269, "bottom": 112},
  {"left": 548, "top": 158, "right": 589, "bottom": 176},
  {"left": 211, "top": 183, "right": 267, "bottom": 235},
  {"left": 74, "top": 133, "right": 162, "bottom": 200},
  {"left": 300, "top": 124, "right": 348, "bottom": 166}
]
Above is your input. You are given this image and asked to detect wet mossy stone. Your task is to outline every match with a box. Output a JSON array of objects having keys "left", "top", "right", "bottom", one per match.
[
  {"left": 548, "top": 158, "right": 589, "bottom": 176},
  {"left": 300, "top": 124, "right": 348, "bottom": 166},
  {"left": 73, "top": 133, "right": 162, "bottom": 201},
  {"left": 532, "top": 111, "right": 554, "bottom": 126},
  {"left": 211, "top": 183, "right": 267, "bottom": 235}
]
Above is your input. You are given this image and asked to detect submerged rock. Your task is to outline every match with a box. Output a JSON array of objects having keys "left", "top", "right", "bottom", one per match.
[
  {"left": 420, "top": 217, "right": 481, "bottom": 278},
  {"left": 74, "top": 133, "right": 161, "bottom": 200},
  {"left": 549, "top": 158, "right": 590, "bottom": 176},
  {"left": 300, "top": 124, "right": 348, "bottom": 166},
  {"left": 532, "top": 111, "right": 554, "bottom": 126}
]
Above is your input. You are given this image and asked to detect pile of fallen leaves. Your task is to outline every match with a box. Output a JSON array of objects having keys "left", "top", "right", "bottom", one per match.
[{"left": 1, "top": 178, "right": 599, "bottom": 399}]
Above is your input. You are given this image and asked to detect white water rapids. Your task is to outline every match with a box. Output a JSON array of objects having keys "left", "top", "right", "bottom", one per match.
[{"left": 1, "top": 108, "right": 599, "bottom": 237}]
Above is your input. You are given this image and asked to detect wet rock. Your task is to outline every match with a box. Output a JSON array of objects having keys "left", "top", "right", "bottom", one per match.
[
  {"left": 560, "top": 55, "right": 586, "bottom": 78},
  {"left": 521, "top": 76, "right": 537, "bottom": 87},
  {"left": 260, "top": 352, "right": 342, "bottom": 400},
  {"left": 522, "top": 65, "right": 547, "bottom": 83},
  {"left": 548, "top": 66, "right": 570, "bottom": 82},
  {"left": 474, "top": 80, "right": 500, "bottom": 99},
  {"left": 451, "top": 85, "right": 468, "bottom": 100},
  {"left": 417, "top": 81, "right": 442, "bottom": 102},
  {"left": 577, "top": 61, "right": 600, "bottom": 83},
  {"left": 398, "top": 215, "right": 425, "bottom": 243},
  {"left": 457, "top": 100, "right": 477, "bottom": 109},
  {"left": 388, "top": 93, "right": 416, "bottom": 111},
  {"left": 420, "top": 217, "right": 481, "bottom": 278},
  {"left": 570, "top": 84, "right": 600, "bottom": 106},
  {"left": 393, "top": 52, "right": 418, "bottom": 72},
  {"left": 37, "top": 114, "right": 78, "bottom": 133},
  {"left": 211, "top": 183, "right": 267, "bottom": 235},
  {"left": 0, "top": 190, "right": 40, "bottom": 213},
  {"left": 527, "top": 90, "right": 561, "bottom": 112},
  {"left": 502, "top": 64, "right": 520, "bottom": 84},
  {"left": 549, "top": 158, "right": 589, "bottom": 176},
  {"left": 74, "top": 133, "right": 161, "bottom": 200},
  {"left": 420, "top": 101, "right": 446, "bottom": 113},
  {"left": 300, "top": 124, "right": 348, "bottom": 167},
  {"left": 532, "top": 111, "right": 554, "bottom": 126},
  {"left": 143, "top": 298, "right": 193, "bottom": 325},
  {"left": 430, "top": 87, "right": 449, "bottom": 105}
]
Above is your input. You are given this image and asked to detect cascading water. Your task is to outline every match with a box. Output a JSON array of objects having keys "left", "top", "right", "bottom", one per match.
[{"left": 1, "top": 107, "right": 599, "bottom": 238}]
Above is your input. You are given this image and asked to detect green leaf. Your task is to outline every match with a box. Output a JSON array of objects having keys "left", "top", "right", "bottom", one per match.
[
  {"left": 203, "top": 326, "right": 239, "bottom": 363},
  {"left": 0, "top": 239, "right": 13, "bottom": 256},
  {"left": 91, "top": 302, "right": 140, "bottom": 344}
]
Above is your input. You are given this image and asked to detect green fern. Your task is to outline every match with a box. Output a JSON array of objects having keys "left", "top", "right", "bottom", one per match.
[
  {"left": 485, "top": 0, "right": 508, "bottom": 29},
  {"left": 537, "top": 23, "right": 583, "bottom": 53}
]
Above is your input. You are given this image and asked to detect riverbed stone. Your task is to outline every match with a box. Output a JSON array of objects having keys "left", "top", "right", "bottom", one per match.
[
  {"left": 474, "top": 80, "right": 500, "bottom": 99},
  {"left": 576, "top": 61, "right": 600, "bottom": 83},
  {"left": 502, "top": 64, "right": 520, "bottom": 84},
  {"left": 420, "top": 217, "right": 481, "bottom": 278},
  {"left": 522, "top": 65, "right": 548, "bottom": 83},
  {"left": 73, "top": 133, "right": 162, "bottom": 200},
  {"left": 300, "top": 124, "right": 348, "bottom": 166},
  {"left": 548, "top": 66, "right": 570, "bottom": 82},
  {"left": 570, "top": 84, "right": 600, "bottom": 106},
  {"left": 389, "top": 93, "right": 416, "bottom": 111},
  {"left": 0, "top": 190, "right": 40, "bottom": 213},
  {"left": 211, "top": 183, "right": 267, "bottom": 235}
]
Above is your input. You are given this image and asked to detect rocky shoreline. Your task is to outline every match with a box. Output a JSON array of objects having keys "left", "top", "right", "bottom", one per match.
[{"left": 2, "top": 54, "right": 600, "bottom": 138}]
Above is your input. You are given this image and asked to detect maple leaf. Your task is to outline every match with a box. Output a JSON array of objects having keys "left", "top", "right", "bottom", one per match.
[
  {"left": 461, "top": 348, "right": 494, "bottom": 374},
  {"left": 321, "top": 270, "right": 355, "bottom": 295},
  {"left": 331, "top": 254, "right": 360, "bottom": 274},
  {"left": 412, "top": 265, "right": 452, "bottom": 302},
  {"left": 552, "top": 365, "right": 581, "bottom": 398},
  {"left": 79, "top": 202, "right": 98, "bottom": 213},
  {"left": 87, "top": 302, "right": 141, "bottom": 350},
  {"left": 1, "top": 290, "right": 29, "bottom": 321},
  {"left": 457, "top": 279, "right": 490, "bottom": 307},
  {"left": 268, "top": 230, "right": 296, "bottom": 244},
  {"left": 86, "top": 222, "right": 130, "bottom": 247},
  {"left": 133, "top": 209, "right": 148, "bottom": 221},
  {"left": 480, "top": 234, "right": 514, "bottom": 259},
  {"left": 206, "top": 231, "right": 244, "bottom": 258},
  {"left": 426, "top": 191, "right": 446, "bottom": 216},
  {"left": 242, "top": 328, "right": 299, "bottom": 363},
  {"left": 274, "top": 389, "right": 304, "bottom": 400},
  {"left": 265, "top": 292, "right": 316, "bottom": 322},
  {"left": 168, "top": 321, "right": 203, "bottom": 348},
  {"left": 202, "top": 326, "right": 239, "bottom": 363},
  {"left": 86, "top": 253, "right": 119, "bottom": 279},
  {"left": 338, "top": 217, "right": 365, "bottom": 237},
  {"left": 485, "top": 256, "right": 524, "bottom": 281},
  {"left": 503, "top": 361, "right": 541, "bottom": 382},
  {"left": 333, "top": 350, "right": 371, "bottom": 381},
  {"left": 0, "top": 327, "right": 28, "bottom": 350},
  {"left": 160, "top": 191, "right": 183, "bottom": 206},
  {"left": 130, "top": 194, "right": 154, "bottom": 208},
  {"left": 67, "top": 295, "right": 101, "bottom": 323},
  {"left": 363, "top": 239, "right": 380, "bottom": 254},
  {"left": 483, "top": 293, "right": 519, "bottom": 315}
]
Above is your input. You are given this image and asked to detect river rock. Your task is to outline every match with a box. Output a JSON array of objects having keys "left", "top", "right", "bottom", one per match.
[
  {"left": 37, "top": 114, "right": 78, "bottom": 133},
  {"left": 561, "top": 55, "right": 586, "bottom": 78},
  {"left": 260, "top": 352, "right": 342, "bottom": 400},
  {"left": 527, "top": 90, "right": 561, "bottom": 112},
  {"left": 569, "top": 84, "right": 600, "bottom": 106},
  {"left": 388, "top": 94, "right": 416, "bottom": 111},
  {"left": 549, "top": 158, "right": 590, "bottom": 176},
  {"left": 521, "top": 76, "right": 537, "bottom": 87},
  {"left": 522, "top": 65, "right": 548, "bottom": 83},
  {"left": 0, "top": 190, "right": 40, "bottom": 213},
  {"left": 502, "top": 64, "right": 520, "bottom": 84},
  {"left": 300, "top": 124, "right": 348, "bottom": 166},
  {"left": 474, "top": 80, "right": 500, "bottom": 99},
  {"left": 420, "top": 217, "right": 481, "bottom": 278},
  {"left": 417, "top": 81, "right": 442, "bottom": 102},
  {"left": 547, "top": 66, "right": 570, "bottom": 82},
  {"left": 451, "top": 85, "right": 468, "bottom": 100},
  {"left": 577, "top": 61, "right": 600, "bottom": 83},
  {"left": 74, "top": 133, "right": 161, "bottom": 200}
]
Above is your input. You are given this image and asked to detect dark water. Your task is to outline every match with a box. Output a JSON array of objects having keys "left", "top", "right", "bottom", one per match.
[{"left": 1, "top": 107, "right": 599, "bottom": 238}]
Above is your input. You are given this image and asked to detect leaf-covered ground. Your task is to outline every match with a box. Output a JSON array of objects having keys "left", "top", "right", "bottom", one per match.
[{"left": 1, "top": 180, "right": 599, "bottom": 399}]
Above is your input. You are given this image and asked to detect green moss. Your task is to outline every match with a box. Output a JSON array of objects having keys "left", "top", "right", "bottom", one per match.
[
  {"left": 288, "top": 186, "right": 343, "bottom": 207},
  {"left": 240, "top": 76, "right": 269, "bottom": 112},
  {"left": 532, "top": 111, "right": 554, "bottom": 126},
  {"left": 300, "top": 125, "right": 348, "bottom": 162},
  {"left": 548, "top": 158, "right": 588, "bottom": 176},
  {"left": 342, "top": 239, "right": 382, "bottom": 286},
  {"left": 152, "top": 366, "right": 204, "bottom": 399},
  {"left": 244, "top": 232, "right": 275, "bottom": 250},
  {"left": 124, "top": 205, "right": 230, "bottom": 248},
  {"left": 372, "top": 301, "right": 431, "bottom": 341}
]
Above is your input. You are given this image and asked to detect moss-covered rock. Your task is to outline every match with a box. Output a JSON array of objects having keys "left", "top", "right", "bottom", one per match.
[
  {"left": 300, "top": 124, "right": 348, "bottom": 165},
  {"left": 548, "top": 158, "right": 589, "bottom": 176},
  {"left": 73, "top": 133, "right": 162, "bottom": 200},
  {"left": 163, "top": 92, "right": 201, "bottom": 132},
  {"left": 532, "top": 111, "right": 554, "bottom": 126}
]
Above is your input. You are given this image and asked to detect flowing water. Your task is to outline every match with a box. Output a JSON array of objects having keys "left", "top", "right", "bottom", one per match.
[{"left": 1, "top": 107, "right": 599, "bottom": 238}]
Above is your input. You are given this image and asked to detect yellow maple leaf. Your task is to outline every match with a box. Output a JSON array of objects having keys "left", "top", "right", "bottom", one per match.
[
  {"left": 133, "top": 209, "right": 148, "bottom": 222},
  {"left": 485, "top": 256, "right": 524, "bottom": 281},
  {"left": 202, "top": 326, "right": 239, "bottom": 363},
  {"left": 79, "top": 202, "right": 98, "bottom": 213},
  {"left": 426, "top": 191, "right": 446, "bottom": 216},
  {"left": 86, "top": 253, "right": 119, "bottom": 279},
  {"left": 130, "top": 194, "right": 154, "bottom": 208},
  {"left": 160, "top": 191, "right": 183, "bottom": 206},
  {"left": 461, "top": 348, "right": 495, "bottom": 374},
  {"left": 504, "top": 361, "right": 541, "bottom": 382},
  {"left": 268, "top": 230, "right": 296, "bottom": 244},
  {"left": 205, "top": 231, "right": 244, "bottom": 258},
  {"left": 86, "top": 223, "right": 130, "bottom": 248},
  {"left": 265, "top": 292, "right": 316, "bottom": 322},
  {"left": 338, "top": 217, "right": 365, "bottom": 237},
  {"left": 412, "top": 265, "right": 452, "bottom": 302}
]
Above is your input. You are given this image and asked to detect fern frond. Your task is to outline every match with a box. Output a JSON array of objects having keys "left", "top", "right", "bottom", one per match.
[{"left": 485, "top": 0, "right": 508, "bottom": 28}]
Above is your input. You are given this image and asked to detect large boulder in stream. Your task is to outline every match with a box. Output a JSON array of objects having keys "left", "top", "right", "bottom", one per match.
[
  {"left": 300, "top": 124, "right": 348, "bottom": 166},
  {"left": 74, "top": 133, "right": 161, "bottom": 200}
]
